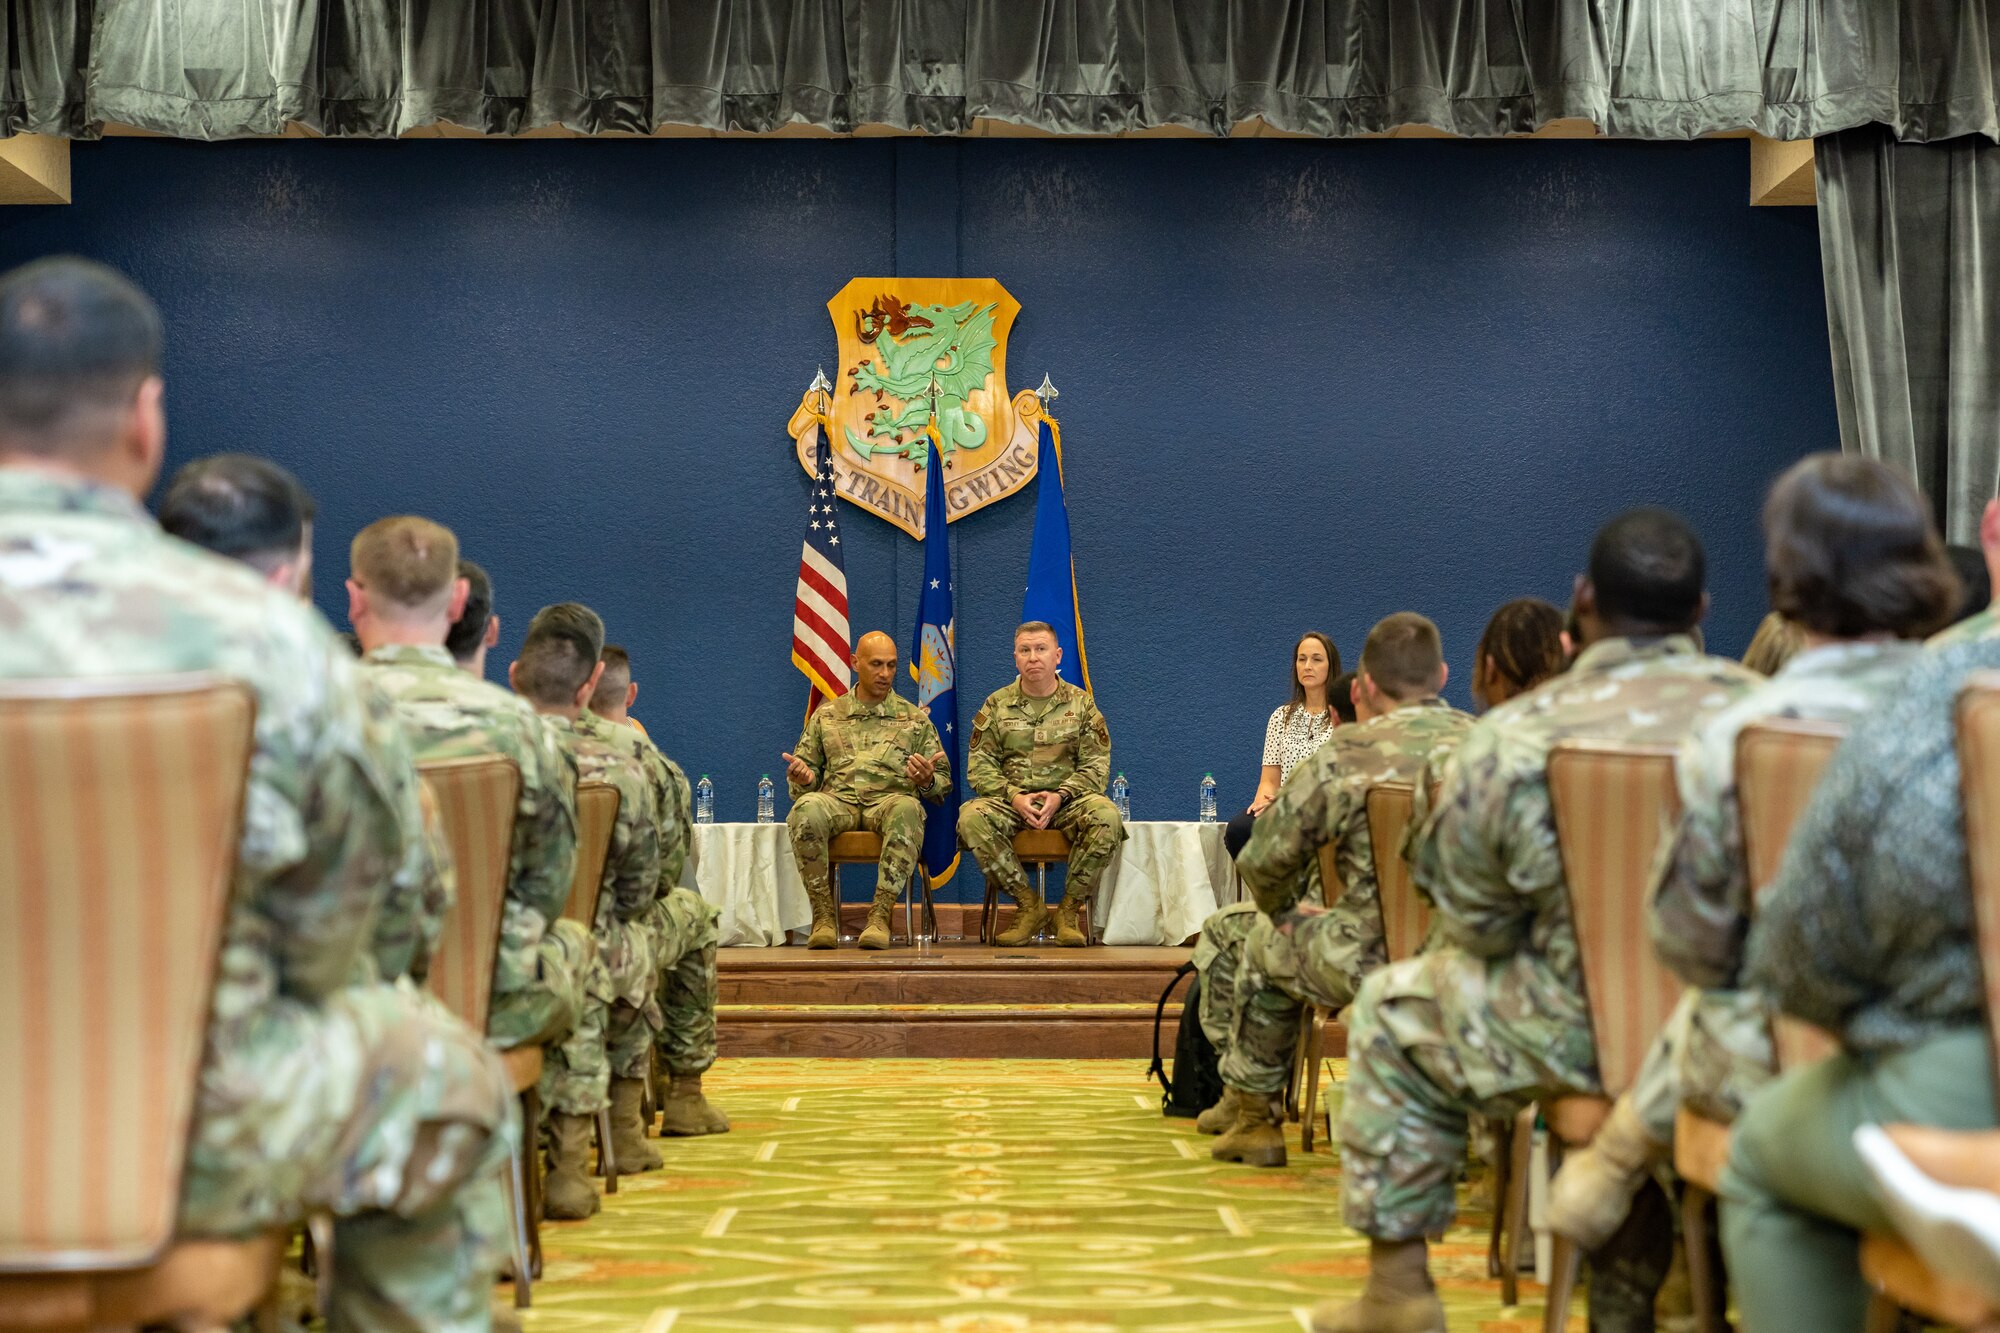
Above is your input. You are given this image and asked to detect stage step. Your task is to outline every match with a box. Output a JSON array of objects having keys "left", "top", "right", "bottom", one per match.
[
  {"left": 717, "top": 943, "right": 1194, "bottom": 1057},
  {"left": 718, "top": 1001, "right": 1180, "bottom": 1058}
]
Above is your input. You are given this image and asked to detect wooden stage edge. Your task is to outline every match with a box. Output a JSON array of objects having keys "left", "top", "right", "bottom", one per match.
[{"left": 716, "top": 940, "right": 1351, "bottom": 1061}]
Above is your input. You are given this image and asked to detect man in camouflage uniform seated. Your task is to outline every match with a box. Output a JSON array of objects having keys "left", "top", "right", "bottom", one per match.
[
  {"left": 784, "top": 630, "right": 951, "bottom": 950},
  {"left": 577, "top": 644, "right": 726, "bottom": 1137},
  {"left": 1203, "top": 614, "right": 1474, "bottom": 1169},
  {"left": 0, "top": 259, "right": 515, "bottom": 1331},
  {"left": 959, "top": 621, "right": 1123, "bottom": 948},
  {"left": 511, "top": 603, "right": 664, "bottom": 1216},
  {"left": 351, "top": 516, "right": 590, "bottom": 1054},
  {"left": 1318, "top": 511, "right": 1760, "bottom": 1333},
  {"left": 1548, "top": 456, "right": 1958, "bottom": 1250}
]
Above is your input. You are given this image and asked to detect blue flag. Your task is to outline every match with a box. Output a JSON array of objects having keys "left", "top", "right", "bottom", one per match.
[
  {"left": 1021, "top": 417, "right": 1091, "bottom": 690},
  {"left": 910, "top": 438, "right": 961, "bottom": 890}
]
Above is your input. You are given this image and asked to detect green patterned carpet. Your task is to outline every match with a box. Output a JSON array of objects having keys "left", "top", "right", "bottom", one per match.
[{"left": 522, "top": 1058, "right": 1577, "bottom": 1332}]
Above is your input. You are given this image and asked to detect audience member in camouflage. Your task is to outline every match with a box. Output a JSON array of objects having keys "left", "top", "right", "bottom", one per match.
[
  {"left": 1206, "top": 617, "right": 1475, "bottom": 1170},
  {"left": 576, "top": 704, "right": 727, "bottom": 1135},
  {"left": 352, "top": 519, "right": 586, "bottom": 1051},
  {"left": 1320, "top": 511, "right": 1759, "bottom": 1333},
  {"left": 513, "top": 602, "right": 668, "bottom": 1216},
  {"left": 959, "top": 622, "right": 1123, "bottom": 947},
  {"left": 1550, "top": 454, "right": 1958, "bottom": 1252},
  {"left": 1930, "top": 495, "right": 2000, "bottom": 649},
  {"left": 784, "top": 630, "right": 951, "bottom": 950},
  {"left": 0, "top": 260, "right": 514, "bottom": 1332}
]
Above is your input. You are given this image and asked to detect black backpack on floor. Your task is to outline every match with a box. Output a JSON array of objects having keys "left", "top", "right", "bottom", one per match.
[{"left": 1148, "top": 960, "right": 1222, "bottom": 1118}]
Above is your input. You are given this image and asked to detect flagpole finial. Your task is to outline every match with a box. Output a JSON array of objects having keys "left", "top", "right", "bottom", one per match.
[
  {"left": 808, "top": 367, "right": 833, "bottom": 397},
  {"left": 1036, "top": 373, "right": 1059, "bottom": 407}
]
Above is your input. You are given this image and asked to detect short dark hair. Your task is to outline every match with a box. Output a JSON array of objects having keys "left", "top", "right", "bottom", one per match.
[
  {"left": 591, "top": 644, "right": 632, "bottom": 710},
  {"left": 516, "top": 602, "right": 605, "bottom": 705},
  {"left": 0, "top": 257, "right": 164, "bottom": 455},
  {"left": 1588, "top": 508, "right": 1706, "bottom": 630},
  {"left": 1330, "top": 671, "right": 1359, "bottom": 725},
  {"left": 445, "top": 560, "right": 493, "bottom": 662},
  {"left": 1948, "top": 544, "right": 1991, "bottom": 625},
  {"left": 1360, "top": 612, "right": 1446, "bottom": 699},
  {"left": 1476, "top": 598, "right": 1565, "bottom": 696},
  {"left": 1764, "top": 453, "right": 1958, "bottom": 640},
  {"left": 158, "top": 454, "right": 315, "bottom": 572}
]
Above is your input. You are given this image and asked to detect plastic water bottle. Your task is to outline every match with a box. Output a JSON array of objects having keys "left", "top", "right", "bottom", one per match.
[
  {"left": 1199, "top": 773, "right": 1217, "bottom": 824},
  {"left": 1111, "top": 773, "right": 1130, "bottom": 821},
  {"left": 695, "top": 775, "right": 714, "bottom": 825},
  {"left": 757, "top": 774, "right": 776, "bottom": 824}
]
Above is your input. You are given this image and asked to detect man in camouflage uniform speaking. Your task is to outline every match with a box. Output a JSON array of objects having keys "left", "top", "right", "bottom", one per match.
[
  {"left": 1203, "top": 614, "right": 1474, "bottom": 1170},
  {"left": 352, "top": 515, "right": 591, "bottom": 1055},
  {"left": 1317, "top": 511, "right": 1760, "bottom": 1333},
  {"left": 0, "top": 258, "right": 515, "bottom": 1329},
  {"left": 784, "top": 629, "right": 951, "bottom": 950},
  {"left": 958, "top": 621, "right": 1123, "bottom": 948}
]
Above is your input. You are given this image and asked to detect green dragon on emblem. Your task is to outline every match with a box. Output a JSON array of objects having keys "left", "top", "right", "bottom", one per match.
[{"left": 846, "top": 295, "right": 999, "bottom": 464}]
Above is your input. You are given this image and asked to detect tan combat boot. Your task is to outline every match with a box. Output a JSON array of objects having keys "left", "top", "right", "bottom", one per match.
[
  {"left": 660, "top": 1071, "right": 730, "bottom": 1136},
  {"left": 1054, "top": 900, "right": 1088, "bottom": 947},
  {"left": 806, "top": 885, "right": 838, "bottom": 949},
  {"left": 1547, "top": 1094, "right": 1666, "bottom": 1250},
  {"left": 542, "top": 1113, "right": 601, "bottom": 1220},
  {"left": 1196, "top": 1087, "right": 1246, "bottom": 1136},
  {"left": 1211, "top": 1091, "right": 1288, "bottom": 1167},
  {"left": 858, "top": 886, "right": 896, "bottom": 950},
  {"left": 1308, "top": 1239, "right": 1445, "bottom": 1332},
  {"left": 994, "top": 898, "right": 1050, "bottom": 947},
  {"left": 609, "top": 1076, "right": 663, "bottom": 1171}
]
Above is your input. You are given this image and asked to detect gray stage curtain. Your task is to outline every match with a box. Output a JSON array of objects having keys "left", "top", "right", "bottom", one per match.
[
  {"left": 28, "top": 0, "right": 2000, "bottom": 141},
  {"left": 1819, "top": 124, "right": 2000, "bottom": 545}
]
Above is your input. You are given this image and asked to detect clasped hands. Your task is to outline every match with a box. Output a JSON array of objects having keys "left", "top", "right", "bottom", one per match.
[
  {"left": 1275, "top": 902, "right": 1327, "bottom": 937},
  {"left": 1011, "top": 789, "right": 1065, "bottom": 830}
]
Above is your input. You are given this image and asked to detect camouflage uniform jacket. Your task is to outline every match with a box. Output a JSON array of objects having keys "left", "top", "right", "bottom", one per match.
[
  {"left": 789, "top": 689, "right": 951, "bottom": 804},
  {"left": 0, "top": 469, "right": 404, "bottom": 1059},
  {"left": 360, "top": 644, "right": 579, "bottom": 996},
  {"left": 966, "top": 678, "right": 1110, "bottom": 801},
  {"left": 1746, "top": 637, "right": 2000, "bottom": 1054},
  {"left": 579, "top": 709, "right": 691, "bottom": 893},
  {"left": 1650, "top": 639, "right": 1924, "bottom": 989},
  {"left": 1931, "top": 605, "right": 2000, "bottom": 649},
  {"left": 1409, "top": 635, "right": 1758, "bottom": 1097},
  {"left": 358, "top": 680, "right": 454, "bottom": 985},
  {"left": 1237, "top": 697, "right": 1474, "bottom": 921},
  {"left": 546, "top": 714, "right": 659, "bottom": 1007}
]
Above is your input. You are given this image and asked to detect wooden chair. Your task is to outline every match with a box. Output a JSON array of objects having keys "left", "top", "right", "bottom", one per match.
[
  {"left": 830, "top": 831, "right": 936, "bottom": 943},
  {"left": 0, "top": 675, "right": 288, "bottom": 1331},
  {"left": 565, "top": 780, "right": 622, "bottom": 1194},
  {"left": 419, "top": 755, "right": 538, "bottom": 1308},
  {"left": 980, "top": 830, "right": 1089, "bottom": 943},
  {"left": 1541, "top": 739, "right": 1685, "bottom": 1333},
  {"left": 1858, "top": 675, "right": 2000, "bottom": 1329},
  {"left": 1670, "top": 717, "right": 1847, "bottom": 1333}
]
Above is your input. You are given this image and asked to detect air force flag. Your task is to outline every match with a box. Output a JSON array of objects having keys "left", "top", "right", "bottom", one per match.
[{"left": 910, "top": 438, "right": 961, "bottom": 889}]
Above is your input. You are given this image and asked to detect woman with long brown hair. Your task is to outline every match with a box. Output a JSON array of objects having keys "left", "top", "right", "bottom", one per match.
[{"left": 1224, "top": 630, "right": 1342, "bottom": 858}]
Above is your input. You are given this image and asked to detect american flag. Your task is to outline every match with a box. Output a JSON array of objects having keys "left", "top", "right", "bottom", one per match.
[{"left": 791, "top": 422, "right": 852, "bottom": 715}]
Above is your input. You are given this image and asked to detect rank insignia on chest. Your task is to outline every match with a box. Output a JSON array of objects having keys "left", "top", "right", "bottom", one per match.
[{"left": 1034, "top": 728, "right": 1049, "bottom": 743}]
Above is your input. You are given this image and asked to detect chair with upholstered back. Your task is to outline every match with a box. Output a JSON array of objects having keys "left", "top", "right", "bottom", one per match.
[
  {"left": 0, "top": 675, "right": 283, "bottom": 1329},
  {"left": 562, "top": 780, "right": 622, "bottom": 1194},
  {"left": 418, "top": 755, "right": 538, "bottom": 1307},
  {"left": 1665, "top": 716, "right": 1849, "bottom": 1333},
  {"left": 1541, "top": 739, "right": 1683, "bottom": 1332},
  {"left": 1859, "top": 675, "right": 2000, "bottom": 1329},
  {"left": 831, "top": 831, "right": 936, "bottom": 944}
]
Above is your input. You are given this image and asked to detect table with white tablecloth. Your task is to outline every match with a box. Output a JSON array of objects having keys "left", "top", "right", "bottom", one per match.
[
  {"left": 1094, "top": 819, "right": 1237, "bottom": 945},
  {"left": 691, "top": 817, "right": 1236, "bottom": 948}
]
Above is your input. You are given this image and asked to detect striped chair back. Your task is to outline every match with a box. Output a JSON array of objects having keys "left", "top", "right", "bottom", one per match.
[
  {"left": 1956, "top": 673, "right": 2000, "bottom": 1089},
  {"left": 1365, "top": 782, "right": 1430, "bottom": 962},
  {"left": 564, "top": 781, "right": 621, "bottom": 929},
  {"left": 0, "top": 675, "right": 255, "bottom": 1270},
  {"left": 1547, "top": 740, "right": 1683, "bottom": 1095},
  {"left": 1736, "top": 717, "right": 1847, "bottom": 1070},
  {"left": 419, "top": 756, "right": 521, "bottom": 1034}
]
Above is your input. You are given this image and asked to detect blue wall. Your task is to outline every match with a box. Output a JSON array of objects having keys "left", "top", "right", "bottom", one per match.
[{"left": 0, "top": 135, "right": 1835, "bottom": 903}]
